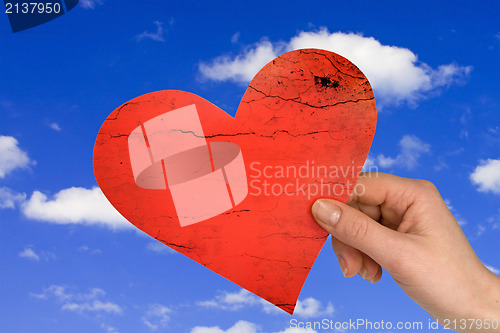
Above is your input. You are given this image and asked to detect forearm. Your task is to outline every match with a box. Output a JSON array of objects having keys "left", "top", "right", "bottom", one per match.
[
  {"left": 471, "top": 271, "right": 500, "bottom": 333},
  {"left": 438, "top": 269, "right": 500, "bottom": 333}
]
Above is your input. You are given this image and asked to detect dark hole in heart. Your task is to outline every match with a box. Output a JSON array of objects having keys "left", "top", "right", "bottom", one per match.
[{"left": 314, "top": 75, "right": 340, "bottom": 89}]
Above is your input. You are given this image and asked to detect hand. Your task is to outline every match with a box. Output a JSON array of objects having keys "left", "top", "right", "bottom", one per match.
[{"left": 311, "top": 173, "right": 500, "bottom": 332}]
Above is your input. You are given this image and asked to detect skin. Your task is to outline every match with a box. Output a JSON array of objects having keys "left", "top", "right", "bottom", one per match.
[{"left": 311, "top": 173, "right": 500, "bottom": 333}]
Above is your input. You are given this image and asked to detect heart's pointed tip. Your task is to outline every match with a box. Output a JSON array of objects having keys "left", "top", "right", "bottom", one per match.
[{"left": 278, "top": 303, "right": 296, "bottom": 315}]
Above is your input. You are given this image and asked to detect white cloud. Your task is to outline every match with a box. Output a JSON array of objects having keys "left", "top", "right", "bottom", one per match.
[
  {"left": 260, "top": 300, "right": 285, "bottom": 315},
  {"left": 444, "top": 199, "right": 467, "bottom": 226},
  {"left": 142, "top": 304, "right": 171, "bottom": 331},
  {"left": 476, "top": 224, "right": 486, "bottom": 238},
  {"left": 190, "top": 320, "right": 260, "bottom": 333},
  {"left": 198, "top": 28, "right": 471, "bottom": 107},
  {"left": 486, "top": 209, "right": 500, "bottom": 230},
  {"left": 18, "top": 245, "right": 55, "bottom": 261},
  {"left": 62, "top": 300, "right": 122, "bottom": 314},
  {"left": 275, "top": 328, "right": 318, "bottom": 333},
  {"left": 293, "top": 297, "right": 334, "bottom": 318},
  {"left": 18, "top": 246, "right": 39, "bottom": 261},
  {"left": 80, "top": 0, "right": 102, "bottom": 9},
  {"left": 362, "top": 156, "right": 378, "bottom": 173},
  {"left": 260, "top": 297, "right": 333, "bottom": 318},
  {"left": 0, "top": 187, "right": 25, "bottom": 209},
  {"left": 486, "top": 265, "right": 500, "bottom": 275},
  {"left": 199, "top": 41, "right": 277, "bottom": 83},
  {"left": 21, "top": 186, "right": 132, "bottom": 230},
  {"left": 434, "top": 148, "right": 464, "bottom": 172},
  {"left": 31, "top": 285, "right": 103, "bottom": 301},
  {"left": 49, "top": 122, "right": 61, "bottom": 131},
  {"left": 374, "top": 135, "right": 430, "bottom": 170},
  {"left": 434, "top": 160, "right": 449, "bottom": 171},
  {"left": 0, "top": 135, "right": 35, "bottom": 178},
  {"left": 100, "top": 323, "right": 118, "bottom": 333},
  {"left": 31, "top": 285, "right": 122, "bottom": 315},
  {"left": 197, "top": 289, "right": 333, "bottom": 318},
  {"left": 196, "top": 289, "right": 259, "bottom": 311},
  {"left": 146, "top": 241, "right": 176, "bottom": 254},
  {"left": 190, "top": 322, "right": 319, "bottom": 333},
  {"left": 31, "top": 285, "right": 122, "bottom": 333},
  {"left": 136, "top": 21, "right": 165, "bottom": 42},
  {"left": 78, "top": 245, "right": 102, "bottom": 254},
  {"left": 231, "top": 32, "right": 240, "bottom": 44},
  {"left": 470, "top": 159, "right": 500, "bottom": 194}
]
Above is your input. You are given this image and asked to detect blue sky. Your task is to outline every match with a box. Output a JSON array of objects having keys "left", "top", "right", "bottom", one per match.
[{"left": 1, "top": 1, "right": 499, "bottom": 332}]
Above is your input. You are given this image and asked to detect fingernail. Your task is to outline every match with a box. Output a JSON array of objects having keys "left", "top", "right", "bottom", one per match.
[
  {"left": 359, "top": 266, "right": 368, "bottom": 280},
  {"left": 312, "top": 200, "right": 341, "bottom": 226},
  {"left": 336, "top": 254, "right": 347, "bottom": 277},
  {"left": 368, "top": 267, "right": 379, "bottom": 283}
]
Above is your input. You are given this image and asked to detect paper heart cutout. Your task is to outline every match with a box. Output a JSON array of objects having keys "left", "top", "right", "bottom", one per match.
[{"left": 93, "top": 49, "right": 376, "bottom": 314}]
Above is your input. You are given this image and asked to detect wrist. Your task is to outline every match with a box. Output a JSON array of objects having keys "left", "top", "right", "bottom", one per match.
[
  {"left": 461, "top": 268, "right": 500, "bottom": 332},
  {"left": 433, "top": 266, "right": 500, "bottom": 333},
  {"left": 478, "top": 270, "right": 500, "bottom": 328}
]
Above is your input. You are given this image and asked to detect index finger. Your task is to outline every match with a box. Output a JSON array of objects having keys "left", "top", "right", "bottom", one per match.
[{"left": 349, "top": 172, "right": 422, "bottom": 210}]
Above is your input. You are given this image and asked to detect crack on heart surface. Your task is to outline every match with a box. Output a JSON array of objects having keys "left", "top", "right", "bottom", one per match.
[
  {"left": 258, "top": 232, "right": 328, "bottom": 240},
  {"left": 106, "top": 101, "right": 147, "bottom": 121},
  {"left": 156, "top": 237, "right": 196, "bottom": 250},
  {"left": 243, "top": 252, "right": 310, "bottom": 269},
  {"left": 312, "top": 180, "right": 345, "bottom": 185},
  {"left": 106, "top": 132, "right": 129, "bottom": 139},
  {"left": 299, "top": 49, "right": 367, "bottom": 80},
  {"left": 220, "top": 209, "right": 251, "bottom": 215},
  {"left": 170, "top": 129, "right": 256, "bottom": 138},
  {"left": 171, "top": 128, "right": 342, "bottom": 141},
  {"left": 246, "top": 85, "right": 374, "bottom": 110},
  {"left": 259, "top": 129, "right": 332, "bottom": 138},
  {"left": 264, "top": 116, "right": 285, "bottom": 124}
]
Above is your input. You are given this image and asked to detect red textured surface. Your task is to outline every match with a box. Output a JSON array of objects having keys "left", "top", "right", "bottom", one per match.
[{"left": 93, "top": 49, "right": 377, "bottom": 314}]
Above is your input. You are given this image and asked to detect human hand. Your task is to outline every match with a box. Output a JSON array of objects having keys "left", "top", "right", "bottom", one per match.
[{"left": 311, "top": 173, "right": 500, "bottom": 332}]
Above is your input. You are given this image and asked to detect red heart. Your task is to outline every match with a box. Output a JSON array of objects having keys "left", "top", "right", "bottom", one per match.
[{"left": 93, "top": 49, "right": 376, "bottom": 314}]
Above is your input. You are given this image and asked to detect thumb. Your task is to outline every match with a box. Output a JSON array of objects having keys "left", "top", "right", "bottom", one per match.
[{"left": 312, "top": 199, "right": 404, "bottom": 268}]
